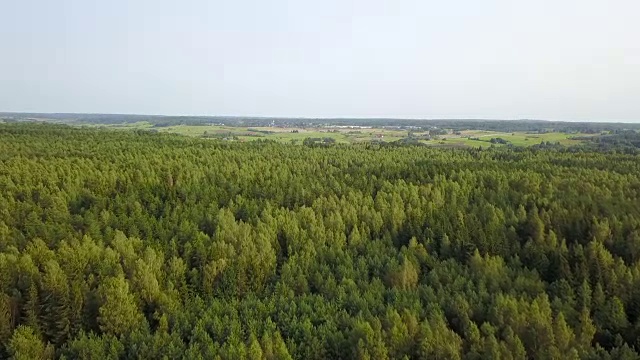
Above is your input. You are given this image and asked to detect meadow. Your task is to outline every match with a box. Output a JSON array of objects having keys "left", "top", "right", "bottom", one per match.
[{"left": 92, "top": 122, "right": 595, "bottom": 147}]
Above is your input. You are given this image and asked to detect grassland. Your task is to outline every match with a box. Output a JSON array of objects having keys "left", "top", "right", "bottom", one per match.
[
  {"left": 431, "top": 130, "right": 593, "bottom": 147},
  {"left": 86, "top": 122, "right": 595, "bottom": 147}
]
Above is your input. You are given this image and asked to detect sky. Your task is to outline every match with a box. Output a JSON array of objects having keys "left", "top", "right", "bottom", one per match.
[{"left": 1, "top": 0, "right": 639, "bottom": 121}]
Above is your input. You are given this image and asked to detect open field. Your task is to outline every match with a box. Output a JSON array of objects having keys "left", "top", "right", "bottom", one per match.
[
  {"left": 430, "top": 130, "right": 595, "bottom": 147},
  {"left": 91, "top": 122, "right": 411, "bottom": 144},
  {"left": 86, "top": 122, "right": 596, "bottom": 147}
]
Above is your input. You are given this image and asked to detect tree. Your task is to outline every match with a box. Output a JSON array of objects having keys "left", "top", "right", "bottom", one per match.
[
  {"left": 40, "top": 260, "right": 70, "bottom": 346},
  {"left": 575, "top": 308, "right": 596, "bottom": 355},
  {"left": 417, "top": 312, "right": 463, "bottom": 360},
  {"left": 61, "top": 331, "right": 124, "bottom": 360},
  {"left": 0, "top": 293, "right": 13, "bottom": 341},
  {"left": 247, "top": 334, "right": 264, "bottom": 360},
  {"left": 385, "top": 256, "right": 419, "bottom": 290},
  {"left": 97, "top": 276, "right": 144, "bottom": 337},
  {"left": 7, "top": 326, "right": 54, "bottom": 360},
  {"left": 553, "top": 312, "right": 575, "bottom": 353}
]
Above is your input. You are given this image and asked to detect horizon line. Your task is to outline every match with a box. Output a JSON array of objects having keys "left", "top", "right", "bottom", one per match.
[{"left": 1, "top": 111, "right": 639, "bottom": 124}]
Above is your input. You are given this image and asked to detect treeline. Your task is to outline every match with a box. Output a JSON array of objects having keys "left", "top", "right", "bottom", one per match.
[
  {"left": 573, "top": 130, "right": 640, "bottom": 153},
  {"left": 3, "top": 113, "right": 640, "bottom": 134},
  {"left": 1, "top": 123, "right": 640, "bottom": 359}
]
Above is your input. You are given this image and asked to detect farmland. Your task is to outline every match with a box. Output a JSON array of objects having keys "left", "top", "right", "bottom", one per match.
[{"left": 91, "top": 121, "right": 596, "bottom": 147}]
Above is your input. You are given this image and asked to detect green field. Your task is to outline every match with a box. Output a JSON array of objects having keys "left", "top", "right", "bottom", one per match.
[
  {"left": 92, "top": 123, "right": 410, "bottom": 144},
  {"left": 88, "top": 122, "right": 595, "bottom": 147},
  {"left": 430, "top": 130, "right": 594, "bottom": 147}
]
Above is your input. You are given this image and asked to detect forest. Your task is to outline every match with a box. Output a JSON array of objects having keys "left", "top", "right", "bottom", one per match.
[{"left": 2, "top": 122, "right": 640, "bottom": 359}]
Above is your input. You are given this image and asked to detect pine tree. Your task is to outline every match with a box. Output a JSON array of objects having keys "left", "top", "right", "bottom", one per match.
[
  {"left": 0, "top": 293, "right": 13, "bottom": 354},
  {"left": 553, "top": 312, "right": 575, "bottom": 353},
  {"left": 247, "top": 334, "right": 264, "bottom": 360},
  {"left": 8, "top": 325, "right": 55, "bottom": 360},
  {"left": 40, "top": 261, "right": 70, "bottom": 346},
  {"left": 575, "top": 308, "right": 596, "bottom": 355},
  {"left": 22, "top": 283, "right": 40, "bottom": 334},
  {"left": 97, "top": 276, "right": 144, "bottom": 337}
]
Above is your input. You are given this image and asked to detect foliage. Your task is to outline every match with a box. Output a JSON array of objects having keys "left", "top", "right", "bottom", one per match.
[{"left": 1, "top": 123, "right": 640, "bottom": 358}]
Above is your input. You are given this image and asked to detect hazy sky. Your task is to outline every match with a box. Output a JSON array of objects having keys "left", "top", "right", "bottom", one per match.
[{"left": 1, "top": 0, "right": 639, "bottom": 121}]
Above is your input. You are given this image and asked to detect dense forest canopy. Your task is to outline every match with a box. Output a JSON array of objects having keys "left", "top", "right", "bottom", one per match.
[{"left": 2, "top": 123, "right": 640, "bottom": 359}]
